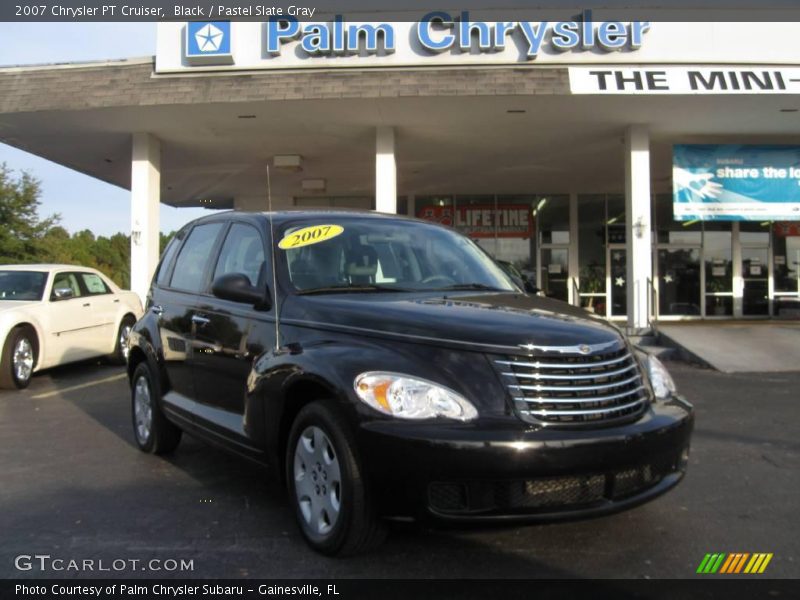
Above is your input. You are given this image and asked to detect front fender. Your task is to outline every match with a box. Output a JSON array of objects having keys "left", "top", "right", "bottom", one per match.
[
  {"left": 245, "top": 330, "right": 510, "bottom": 469},
  {"left": 128, "top": 312, "right": 168, "bottom": 393}
]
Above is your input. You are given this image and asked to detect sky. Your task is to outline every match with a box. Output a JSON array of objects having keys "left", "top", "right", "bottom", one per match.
[{"left": 0, "top": 23, "right": 209, "bottom": 236}]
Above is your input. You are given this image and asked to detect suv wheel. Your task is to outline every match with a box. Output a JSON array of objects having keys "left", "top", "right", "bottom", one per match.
[
  {"left": 286, "top": 402, "right": 386, "bottom": 556},
  {"left": 0, "top": 326, "right": 37, "bottom": 390},
  {"left": 109, "top": 315, "right": 136, "bottom": 365},
  {"left": 131, "top": 362, "right": 182, "bottom": 454}
]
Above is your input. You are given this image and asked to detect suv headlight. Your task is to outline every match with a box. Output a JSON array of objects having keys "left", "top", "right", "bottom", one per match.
[
  {"left": 354, "top": 372, "right": 478, "bottom": 421},
  {"left": 646, "top": 355, "right": 677, "bottom": 399}
]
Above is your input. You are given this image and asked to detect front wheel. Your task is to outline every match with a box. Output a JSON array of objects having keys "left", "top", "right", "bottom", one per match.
[
  {"left": 131, "top": 362, "right": 182, "bottom": 454},
  {"left": 0, "top": 326, "right": 37, "bottom": 390},
  {"left": 286, "top": 402, "right": 386, "bottom": 556}
]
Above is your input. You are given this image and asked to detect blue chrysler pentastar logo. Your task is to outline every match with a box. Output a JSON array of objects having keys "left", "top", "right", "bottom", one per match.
[
  {"left": 194, "top": 23, "right": 225, "bottom": 52},
  {"left": 186, "top": 22, "right": 233, "bottom": 65}
]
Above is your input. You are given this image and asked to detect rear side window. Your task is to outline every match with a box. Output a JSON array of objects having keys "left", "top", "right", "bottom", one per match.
[
  {"left": 169, "top": 223, "right": 224, "bottom": 293},
  {"left": 213, "top": 223, "right": 266, "bottom": 287},
  {"left": 80, "top": 273, "right": 110, "bottom": 295}
]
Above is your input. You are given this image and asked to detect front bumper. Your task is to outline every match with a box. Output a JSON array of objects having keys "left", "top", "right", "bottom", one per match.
[{"left": 356, "top": 395, "right": 693, "bottom": 522}]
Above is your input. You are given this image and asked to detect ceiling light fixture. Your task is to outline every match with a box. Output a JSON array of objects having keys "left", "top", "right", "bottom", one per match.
[{"left": 274, "top": 155, "right": 303, "bottom": 171}]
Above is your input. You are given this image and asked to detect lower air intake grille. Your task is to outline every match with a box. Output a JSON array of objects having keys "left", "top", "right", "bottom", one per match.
[
  {"left": 428, "top": 453, "right": 682, "bottom": 515},
  {"left": 495, "top": 340, "right": 650, "bottom": 427}
]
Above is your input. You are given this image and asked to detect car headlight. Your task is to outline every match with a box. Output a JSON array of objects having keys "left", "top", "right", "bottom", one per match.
[
  {"left": 354, "top": 371, "right": 478, "bottom": 421},
  {"left": 646, "top": 355, "right": 677, "bottom": 399}
]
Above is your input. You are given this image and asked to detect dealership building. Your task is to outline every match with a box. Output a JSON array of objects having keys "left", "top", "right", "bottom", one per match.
[{"left": 1, "top": 16, "right": 799, "bottom": 329}]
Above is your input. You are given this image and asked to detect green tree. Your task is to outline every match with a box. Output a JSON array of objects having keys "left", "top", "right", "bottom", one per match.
[
  {"left": 1, "top": 162, "right": 180, "bottom": 290},
  {"left": 0, "top": 164, "right": 59, "bottom": 263}
]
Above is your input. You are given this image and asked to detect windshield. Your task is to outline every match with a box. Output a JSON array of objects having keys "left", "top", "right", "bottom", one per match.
[
  {"left": 0, "top": 270, "right": 48, "bottom": 301},
  {"left": 279, "top": 218, "right": 517, "bottom": 294}
]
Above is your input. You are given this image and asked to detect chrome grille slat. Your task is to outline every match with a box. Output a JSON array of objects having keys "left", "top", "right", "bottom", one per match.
[
  {"left": 521, "top": 397, "right": 647, "bottom": 417},
  {"left": 509, "top": 374, "right": 642, "bottom": 394},
  {"left": 516, "top": 386, "right": 647, "bottom": 404},
  {"left": 501, "top": 363, "right": 637, "bottom": 381},
  {"left": 495, "top": 346, "right": 650, "bottom": 427},
  {"left": 495, "top": 354, "right": 630, "bottom": 370}
]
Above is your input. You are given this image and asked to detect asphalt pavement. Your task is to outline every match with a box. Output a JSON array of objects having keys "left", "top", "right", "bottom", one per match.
[{"left": 0, "top": 359, "right": 797, "bottom": 579}]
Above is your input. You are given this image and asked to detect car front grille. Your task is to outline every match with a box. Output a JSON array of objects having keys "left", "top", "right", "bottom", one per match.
[{"left": 495, "top": 340, "right": 650, "bottom": 427}]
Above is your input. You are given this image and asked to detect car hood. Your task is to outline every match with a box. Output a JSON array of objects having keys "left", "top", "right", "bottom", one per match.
[{"left": 285, "top": 292, "right": 624, "bottom": 353}]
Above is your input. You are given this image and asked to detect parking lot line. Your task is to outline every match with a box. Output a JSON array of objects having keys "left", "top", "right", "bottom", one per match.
[{"left": 30, "top": 373, "right": 128, "bottom": 399}]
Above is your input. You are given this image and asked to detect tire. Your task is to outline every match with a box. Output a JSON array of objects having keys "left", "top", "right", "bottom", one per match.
[
  {"left": 0, "top": 326, "right": 37, "bottom": 390},
  {"left": 286, "top": 401, "right": 386, "bottom": 556},
  {"left": 109, "top": 315, "right": 136, "bottom": 365},
  {"left": 131, "top": 361, "right": 182, "bottom": 454}
]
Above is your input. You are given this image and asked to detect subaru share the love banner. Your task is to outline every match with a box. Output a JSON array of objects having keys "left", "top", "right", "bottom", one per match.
[{"left": 673, "top": 145, "right": 800, "bottom": 221}]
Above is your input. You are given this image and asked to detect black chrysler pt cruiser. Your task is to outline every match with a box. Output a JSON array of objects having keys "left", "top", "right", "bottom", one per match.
[{"left": 126, "top": 210, "right": 693, "bottom": 555}]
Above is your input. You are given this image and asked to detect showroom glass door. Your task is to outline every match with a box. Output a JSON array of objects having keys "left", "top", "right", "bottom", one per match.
[
  {"left": 539, "top": 247, "right": 570, "bottom": 302},
  {"left": 608, "top": 245, "right": 628, "bottom": 318},
  {"left": 741, "top": 245, "right": 771, "bottom": 316},
  {"left": 703, "top": 224, "right": 734, "bottom": 317},
  {"left": 536, "top": 196, "right": 571, "bottom": 302},
  {"left": 773, "top": 229, "right": 800, "bottom": 317},
  {"left": 657, "top": 246, "right": 702, "bottom": 316},
  {"left": 740, "top": 223, "right": 771, "bottom": 317}
]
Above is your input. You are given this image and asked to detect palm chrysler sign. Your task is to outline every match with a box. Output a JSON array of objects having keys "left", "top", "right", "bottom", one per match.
[{"left": 177, "top": 12, "right": 650, "bottom": 69}]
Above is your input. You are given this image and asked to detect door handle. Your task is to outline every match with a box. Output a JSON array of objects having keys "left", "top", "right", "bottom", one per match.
[
  {"left": 191, "top": 314, "right": 210, "bottom": 326},
  {"left": 151, "top": 304, "right": 164, "bottom": 315},
  {"left": 82, "top": 302, "right": 91, "bottom": 307}
]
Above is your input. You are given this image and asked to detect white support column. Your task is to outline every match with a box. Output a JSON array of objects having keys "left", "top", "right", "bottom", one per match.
[
  {"left": 624, "top": 126, "right": 653, "bottom": 331},
  {"left": 375, "top": 126, "right": 397, "bottom": 213},
  {"left": 130, "top": 133, "right": 161, "bottom": 305},
  {"left": 568, "top": 193, "right": 579, "bottom": 306},
  {"left": 407, "top": 194, "right": 416, "bottom": 218}
]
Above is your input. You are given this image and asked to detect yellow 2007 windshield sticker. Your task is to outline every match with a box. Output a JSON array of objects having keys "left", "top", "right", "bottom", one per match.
[{"left": 278, "top": 224, "right": 344, "bottom": 250}]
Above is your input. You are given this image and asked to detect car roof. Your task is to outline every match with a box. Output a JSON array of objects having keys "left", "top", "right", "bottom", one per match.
[
  {"left": 187, "top": 209, "right": 423, "bottom": 229},
  {"left": 0, "top": 264, "right": 103, "bottom": 273}
]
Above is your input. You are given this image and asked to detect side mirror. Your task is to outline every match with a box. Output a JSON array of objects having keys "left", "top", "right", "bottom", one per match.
[
  {"left": 212, "top": 273, "right": 270, "bottom": 310},
  {"left": 53, "top": 287, "right": 75, "bottom": 300},
  {"left": 523, "top": 280, "right": 540, "bottom": 294}
]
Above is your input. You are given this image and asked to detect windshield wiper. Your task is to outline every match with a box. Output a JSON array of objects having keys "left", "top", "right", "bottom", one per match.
[
  {"left": 431, "top": 283, "right": 508, "bottom": 292},
  {"left": 296, "top": 284, "right": 413, "bottom": 295}
]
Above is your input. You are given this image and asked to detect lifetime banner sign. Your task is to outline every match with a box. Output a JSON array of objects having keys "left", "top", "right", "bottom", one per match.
[
  {"left": 417, "top": 205, "right": 533, "bottom": 238},
  {"left": 673, "top": 145, "right": 800, "bottom": 221}
]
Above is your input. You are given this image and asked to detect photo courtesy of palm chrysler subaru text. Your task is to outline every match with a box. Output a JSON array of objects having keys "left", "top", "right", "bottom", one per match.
[{"left": 126, "top": 211, "right": 693, "bottom": 555}]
